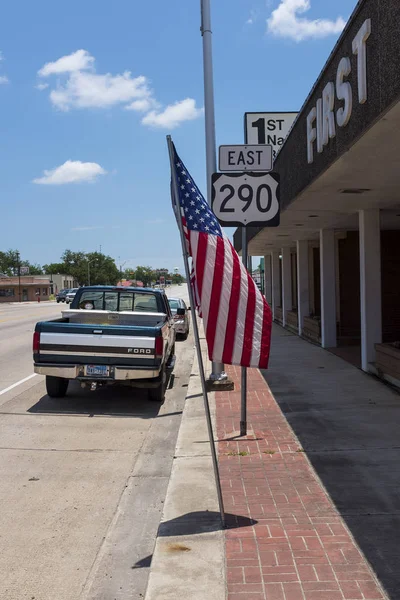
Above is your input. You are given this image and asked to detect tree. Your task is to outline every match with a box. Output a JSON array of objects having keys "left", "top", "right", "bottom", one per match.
[
  {"left": 57, "top": 250, "right": 119, "bottom": 286},
  {"left": 134, "top": 266, "right": 154, "bottom": 287},
  {"left": 43, "top": 263, "right": 66, "bottom": 275},
  {"left": 171, "top": 273, "right": 185, "bottom": 284}
]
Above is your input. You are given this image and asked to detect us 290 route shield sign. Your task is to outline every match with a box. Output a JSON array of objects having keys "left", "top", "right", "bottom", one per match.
[{"left": 211, "top": 172, "right": 280, "bottom": 227}]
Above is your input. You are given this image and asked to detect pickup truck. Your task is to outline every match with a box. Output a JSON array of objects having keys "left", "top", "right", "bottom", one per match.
[{"left": 33, "top": 286, "right": 179, "bottom": 402}]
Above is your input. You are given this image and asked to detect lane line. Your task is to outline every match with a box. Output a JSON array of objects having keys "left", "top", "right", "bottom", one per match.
[{"left": 0, "top": 374, "right": 37, "bottom": 396}]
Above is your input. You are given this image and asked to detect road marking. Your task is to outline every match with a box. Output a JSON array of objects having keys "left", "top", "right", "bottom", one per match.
[{"left": 0, "top": 374, "right": 37, "bottom": 396}]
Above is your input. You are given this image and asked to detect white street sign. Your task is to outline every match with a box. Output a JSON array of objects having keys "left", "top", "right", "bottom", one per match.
[
  {"left": 244, "top": 112, "right": 297, "bottom": 160},
  {"left": 20, "top": 266, "right": 29, "bottom": 275},
  {"left": 219, "top": 144, "right": 272, "bottom": 172},
  {"left": 212, "top": 172, "right": 280, "bottom": 227}
]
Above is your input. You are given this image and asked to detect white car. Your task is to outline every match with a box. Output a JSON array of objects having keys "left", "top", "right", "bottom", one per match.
[
  {"left": 168, "top": 297, "right": 190, "bottom": 340},
  {"left": 65, "top": 288, "right": 79, "bottom": 304}
]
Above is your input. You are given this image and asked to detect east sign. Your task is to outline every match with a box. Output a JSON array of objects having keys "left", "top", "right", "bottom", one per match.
[{"left": 219, "top": 145, "right": 273, "bottom": 172}]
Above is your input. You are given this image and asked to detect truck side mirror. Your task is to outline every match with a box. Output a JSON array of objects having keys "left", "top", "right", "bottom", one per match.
[{"left": 176, "top": 308, "right": 185, "bottom": 316}]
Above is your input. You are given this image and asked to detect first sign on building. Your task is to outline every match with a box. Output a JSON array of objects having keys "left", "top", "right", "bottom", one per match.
[{"left": 219, "top": 144, "right": 272, "bottom": 172}]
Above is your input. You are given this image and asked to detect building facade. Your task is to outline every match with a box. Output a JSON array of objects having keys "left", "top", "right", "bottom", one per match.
[
  {"left": 0, "top": 276, "right": 51, "bottom": 302},
  {"left": 234, "top": 0, "right": 400, "bottom": 385}
]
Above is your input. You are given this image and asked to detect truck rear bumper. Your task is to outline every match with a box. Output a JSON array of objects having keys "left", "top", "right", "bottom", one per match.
[{"left": 34, "top": 363, "right": 161, "bottom": 381}]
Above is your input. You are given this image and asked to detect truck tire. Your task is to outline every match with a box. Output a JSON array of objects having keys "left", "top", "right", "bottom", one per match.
[
  {"left": 46, "top": 376, "right": 69, "bottom": 398},
  {"left": 148, "top": 367, "right": 166, "bottom": 403}
]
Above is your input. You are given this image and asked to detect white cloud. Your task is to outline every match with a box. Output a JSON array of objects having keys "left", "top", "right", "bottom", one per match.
[
  {"left": 35, "top": 82, "right": 49, "bottom": 91},
  {"left": 0, "top": 75, "right": 9, "bottom": 85},
  {"left": 267, "top": 0, "right": 346, "bottom": 42},
  {"left": 37, "top": 49, "right": 203, "bottom": 129},
  {"left": 71, "top": 225, "right": 104, "bottom": 231},
  {"left": 33, "top": 160, "right": 107, "bottom": 185},
  {"left": 142, "top": 98, "right": 204, "bottom": 129},
  {"left": 38, "top": 49, "right": 94, "bottom": 77},
  {"left": 126, "top": 98, "right": 158, "bottom": 112},
  {"left": 48, "top": 70, "right": 153, "bottom": 111}
]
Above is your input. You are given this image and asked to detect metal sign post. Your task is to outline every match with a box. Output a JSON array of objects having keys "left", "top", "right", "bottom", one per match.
[{"left": 240, "top": 226, "right": 248, "bottom": 437}]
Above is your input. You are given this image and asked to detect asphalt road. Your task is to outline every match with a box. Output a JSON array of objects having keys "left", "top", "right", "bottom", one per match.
[{"left": 0, "top": 285, "right": 193, "bottom": 600}]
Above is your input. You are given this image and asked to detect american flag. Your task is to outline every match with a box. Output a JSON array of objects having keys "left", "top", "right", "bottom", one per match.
[{"left": 170, "top": 144, "right": 272, "bottom": 369}]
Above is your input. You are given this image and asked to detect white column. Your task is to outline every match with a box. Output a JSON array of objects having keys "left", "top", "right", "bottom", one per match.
[
  {"left": 281, "top": 247, "right": 292, "bottom": 328},
  {"left": 271, "top": 251, "right": 280, "bottom": 320},
  {"left": 263, "top": 254, "right": 272, "bottom": 304},
  {"left": 320, "top": 230, "right": 337, "bottom": 348},
  {"left": 359, "top": 209, "right": 382, "bottom": 372},
  {"left": 296, "top": 240, "right": 310, "bottom": 336}
]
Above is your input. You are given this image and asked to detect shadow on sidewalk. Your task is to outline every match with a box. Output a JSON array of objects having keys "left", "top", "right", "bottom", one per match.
[
  {"left": 263, "top": 331, "right": 400, "bottom": 599},
  {"left": 158, "top": 511, "right": 257, "bottom": 536}
]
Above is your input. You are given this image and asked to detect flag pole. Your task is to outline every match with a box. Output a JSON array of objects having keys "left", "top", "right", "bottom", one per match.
[
  {"left": 240, "top": 226, "right": 248, "bottom": 437},
  {"left": 167, "top": 135, "right": 225, "bottom": 528},
  {"left": 200, "top": 0, "right": 227, "bottom": 382}
]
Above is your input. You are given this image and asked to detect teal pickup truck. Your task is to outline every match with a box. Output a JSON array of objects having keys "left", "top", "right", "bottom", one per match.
[{"left": 33, "top": 286, "right": 178, "bottom": 402}]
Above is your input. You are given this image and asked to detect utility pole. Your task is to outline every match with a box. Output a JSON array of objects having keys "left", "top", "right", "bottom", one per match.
[{"left": 16, "top": 251, "right": 21, "bottom": 302}]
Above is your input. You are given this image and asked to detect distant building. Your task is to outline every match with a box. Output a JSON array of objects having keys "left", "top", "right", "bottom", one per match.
[
  {"left": 0, "top": 276, "right": 51, "bottom": 302},
  {"left": 49, "top": 274, "right": 79, "bottom": 294},
  {"left": 116, "top": 279, "right": 144, "bottom": 288}
]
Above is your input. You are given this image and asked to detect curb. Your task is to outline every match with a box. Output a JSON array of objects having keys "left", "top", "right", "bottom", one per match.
[{"left": 144, "top": 330, "right": 225, "bottom": 600}]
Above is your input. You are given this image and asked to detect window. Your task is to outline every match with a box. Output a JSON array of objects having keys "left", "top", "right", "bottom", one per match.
[
  {"left": 0, "top": 288, "right": 14, "bottom": 297},
  {"left": 76, "top": 290, "right": 159, "bottom": 312},
  {"left": 134, "top": 293, "right": 158, "bottom": 312},
  {"left": 104, "top": 292, "right": 118, "bottom": 311},
  {"left": 168, "top": 299, "right": 180, "bottom": 310},
  {"left": 35, "top": 288, "right": 40, "bottom": 296},
  {"left": 78, "top": 291, "right": 104, "bottom": 310},
  {"left": 119, "top": 293, "right": 133, "bottom": 311},
  {"left": 42, "top": 288, "right": 47, "bottom": 296}
]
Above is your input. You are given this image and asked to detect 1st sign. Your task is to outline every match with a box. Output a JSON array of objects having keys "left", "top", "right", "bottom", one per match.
[{"left": 212, "top": 172, "right": 280, "bottom": 227}]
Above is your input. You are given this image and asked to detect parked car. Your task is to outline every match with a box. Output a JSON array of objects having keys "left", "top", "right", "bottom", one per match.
[
  {"left": 168, "top": 297, "right": 190, "bottom": 340},
  {"left": 33, "top": 286, "right": 176, "bottom": 402},
  {"left": 56, "top": 289, "right": 69, "bottom": 303},
  {"left": 65, "top": 288, "right": 79, "bottom": 304}
]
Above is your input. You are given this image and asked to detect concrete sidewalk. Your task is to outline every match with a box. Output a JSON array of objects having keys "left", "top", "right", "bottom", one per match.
[
  {"left": 144, "top": 334, "right": 225, "bottom": 600},
  {"left": 145, "top": 323, "right": 400, "bottom": 599}
]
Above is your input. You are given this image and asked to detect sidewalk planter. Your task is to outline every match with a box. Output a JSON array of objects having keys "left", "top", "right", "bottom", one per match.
[
  {"left": 375, "top": 342, "right": 400, "bottom": 380},
  {"left": 286, "top": 310, "right": 298, "bottom": 333},
  {"left": 274, "top": 306, "right": 283, "bottom": 324},
  {"left": 302, "top": 316, "right": 321, "bottom": 344}
]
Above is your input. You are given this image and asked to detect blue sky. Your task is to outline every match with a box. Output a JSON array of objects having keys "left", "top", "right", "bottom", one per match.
[{"left": 0, "top": 0, "right": 356, "bottom": 273}]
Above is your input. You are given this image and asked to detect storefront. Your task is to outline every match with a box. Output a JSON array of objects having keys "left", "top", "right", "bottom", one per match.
[
  {"left": 0, "top": 276, "right": 51, "bottom": 303},
  {"left": 233, "top": 0, "right": 400, "bottom": 384}
]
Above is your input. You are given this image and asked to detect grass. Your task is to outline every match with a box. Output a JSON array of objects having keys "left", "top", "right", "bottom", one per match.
[
  {"left": 227, "top": 450, "right": 249, "bottom": 456},
  {"left": 296, "top": 448, "right": 305, "bottom": 453},
  {"left": 263, "top": 450, "right": 276, "bottom": 455}
]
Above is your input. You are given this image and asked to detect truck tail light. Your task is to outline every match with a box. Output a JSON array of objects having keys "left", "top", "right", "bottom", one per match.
[
  {"left": 155, "top": 336, "right": 163, "bottom": 359},
  {"left": 33, "top": 331, "right": 40, "bottom": 353}
]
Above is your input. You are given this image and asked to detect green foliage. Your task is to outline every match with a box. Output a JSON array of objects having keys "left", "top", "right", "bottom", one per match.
[
  {"left": 134, "top": 266, "right": 155, "bottom": 287},
  {"left": 0, "top": 250, "right": 43, "bottom": 276},
  {"left": 59, "top": 250, "right": 120, "bottom": 286}
]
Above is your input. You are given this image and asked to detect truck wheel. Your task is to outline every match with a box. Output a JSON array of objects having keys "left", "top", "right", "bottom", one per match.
[
  {"left": 148, "top": 367, "right": 166, "bottom": 403},
  {"left": 46, "top": 376, "right": 69, "bottom": 398}
]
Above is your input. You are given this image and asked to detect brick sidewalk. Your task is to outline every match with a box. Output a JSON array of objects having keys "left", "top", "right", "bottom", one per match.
[{"left": 216, "top": 366, "right": 387, "bottom": 600}]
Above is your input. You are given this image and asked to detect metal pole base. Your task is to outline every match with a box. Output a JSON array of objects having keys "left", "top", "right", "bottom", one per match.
[{"left": 240, "top": 421, "right": 247, "bottom": 437}]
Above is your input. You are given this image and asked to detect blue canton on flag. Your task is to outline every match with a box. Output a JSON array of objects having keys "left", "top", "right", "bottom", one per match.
[{"left": 174, "top": 161, "right": 222, "bottom": 237}]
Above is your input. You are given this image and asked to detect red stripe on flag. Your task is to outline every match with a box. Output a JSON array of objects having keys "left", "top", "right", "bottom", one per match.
[
  {"left": 222, "top": 243, "right": 241, "bottom": 364},
  {"left": 240, "top": 274, "right": 256, "bottom": 367},
  {"left": 206, "top": 236, "right": 225, "bottom": 359},
  {"left": 258, "top": 301, "right": 272, "bottom": 369},
  {"left": 195, "top": 233, "right": 208, "bottom": 297}
]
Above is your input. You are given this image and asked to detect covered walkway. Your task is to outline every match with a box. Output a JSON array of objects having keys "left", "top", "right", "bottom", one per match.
[{"left": 264, "top": 324, "right": 400, "bottom": 598}]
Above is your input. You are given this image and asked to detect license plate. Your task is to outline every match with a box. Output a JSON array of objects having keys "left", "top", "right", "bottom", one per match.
[{"left": 85, "top": 365, "right": 110, "bottom": 377}]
